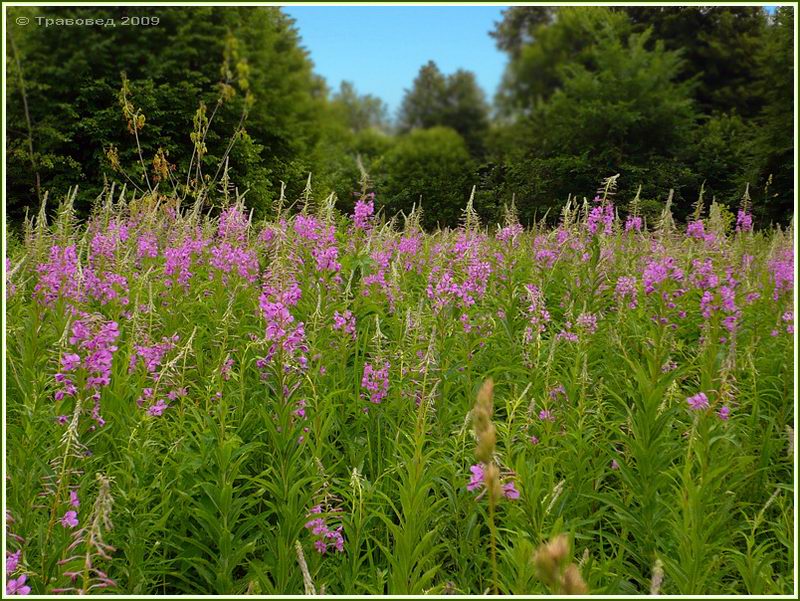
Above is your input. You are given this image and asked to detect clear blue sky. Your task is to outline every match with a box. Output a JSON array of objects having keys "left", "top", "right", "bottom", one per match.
[{"left": 283, "top": 5, "right": 508, "bottom": 118}]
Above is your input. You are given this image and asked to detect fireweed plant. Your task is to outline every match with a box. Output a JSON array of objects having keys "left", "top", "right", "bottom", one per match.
[
  {"left": 3, "top": 74, "right": 795, "bottom": 594},
  {"left": 4, "top": 180, "right": 794, "bottom": 595}
]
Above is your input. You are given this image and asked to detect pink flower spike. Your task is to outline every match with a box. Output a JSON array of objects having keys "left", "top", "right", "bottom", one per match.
[
  {"left": 60, "top": 510, "right": 78, "bottom": 529},
  {"left": 6, "top": 574, "right": 31, "bottom": 595},
  {"left": 467, "top": 464, "right": 484, "bottom": 492},
  {"left": 686, "top": 392, "right": 709, "bottom": 411},
  {"left": 6, "top": 550, "right": 21, "bottom": 575},
  {"left": 502, "top": 481, "right": 520, "bottom": 500}
]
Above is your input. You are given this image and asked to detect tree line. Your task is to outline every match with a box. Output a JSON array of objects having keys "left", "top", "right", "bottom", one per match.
[{"left": 5, "top": 6, "right": 794, "bottom": 228}]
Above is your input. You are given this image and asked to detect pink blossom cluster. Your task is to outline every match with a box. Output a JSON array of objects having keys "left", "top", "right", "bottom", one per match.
[
  {"left": 35, "top": 245, "right": 84, "bottom": 305},
  {"left": 586, "top": 201, "right": 615, "bottom": 235},
  {"left": 89, "top": 219, "right": 129, "bottom": 261},
  {"left": 614, "top": 276, "right": 638, "bottom": 309},
  {"left": 164, "top": 232, "right": 211, "bottom": 289},
  {"left": 361, "top": 361, "right": 390, "bottom": 404},
  {"left": 258, "top": 275, "right": 308, "bottom": 370},
  {"left": 735, "top": 209, "right": 753, "bottom": 232},
  {"left": 332, "top": 310, "right": 356, "bottom": 339},
  {"left": 209, "top": 242, "right": 260, "bottom": 283},
  {"left": 768, "top": 247, "right": 794, "bottom": 301},
  {"left": 136, "top": 231, "right": 160, "bottom": 261},
  {"left": 466, "top": 464, "right": 520, "bottom": 500},
  {"left": 353, "top": 196, "right": 375, "bottom": 230},
  {"left": 217, "top": 205, "right": 250, "bottom": 242},
  {"left": 642, "top": 256, "right": 684, "bottom": 294},
  {"left": 304, "top": 505, "right": 345, "bottom": 554},
  {"left": 292, "top": 215, "right": 342, "bottom": 279},
  {"left": 497, "top": 223, "right": 524, "bottom": 244},
  {"left": 54, "top": 317, "right": 120, "bottom": 427},
  {"left": 129, "top": 334, "right": 179, "bottom": 376},
  {"left": 625, "top": 215, "right": 643, "bottom": 232},
  {"left": 686, "top": 220, "right": 715, "bottom": 243}
]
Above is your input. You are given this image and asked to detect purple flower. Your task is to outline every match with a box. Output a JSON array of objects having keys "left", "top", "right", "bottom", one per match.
[
  {"left": 353, "top": 198, "right": 375, "bottom": 230},
  {"left": 6, "top": 574, "right": 30, "bottom": 595},
  {"left": 625, "top": 215, "right": 643, "bottom": 232},
  {"left": 576, "top": 312, "right": 598, "bottom": 335},
  {"left": 686, "top": 220, "right": 707, "bottom": 240},
  {"left": 69, "top": 490, "right": 80, "bottom": 508},
  {"left": 209, "top": 242, "right": 259, "bottom": 283},
  {"left": 539, "top": 409, "right": 555, "bottom": 422},
  {"left": 497, "top": 223, "right": 524, "bottom": 243},
  {"left": 529, "top": 435, "right": 539, "bottom": 445},
  {"left": 147, "top": 399, "right": 169, "bottom": 417},
  {"left": 6, "top": 550, "right": 21, "bottom": 575},
  {"left": 35, "top": 244, "right": 84, "bottom": 306},
  {"left": 586, "top": 202, "right": 614, "bottom": 235},
  {"left": 467, "top": 464, "right": 484, "bottom": 492},
  {"left": 220, "top": 357, "right": 235, "bottom": 381},
  {"left": 502, "top": 481, "right": 520, "bottom": 500},
  {"left": 556, "top": 330, "right": 579, "bottom": 343},
  {"left": 768, "top": 247, "right": 793, "bottom": 300},
  {"left": 661, "top": 360, "right": 678, "bottom": 373},
  {"left": 333, "top": 310, "right": 356, "bottom": 339},
  {"left": 217, "top": 205, "right": 249, "bottom": 242},
  {"left": 717, "top": 405, "right": 730, "bottom": 421},
  {"left": 361, "top": 361, "right": 390, "bottom": 404},
  {"left": 305, "top": 517, "right": 327, "bottom": 536},
  {"left": 615, "top": 276, "right": 638, "bottom": 309},
  {"left": 61, "top": 510, "right": 78, "bottom": 529},
  {"left": 329, "top": 526, "right": 345, "bottom": 552},
  {"left": 611, "top": 459, "right": 620, "bottom": 470},
  {"left": 314, "top": 539, "right": 328, "bottom": 554},
  {"left": 60, "top": 353, "right": 81, "bottom": 372},
  {"left": 136, "top": 232, "right": 159, "bottom": 260},
  {"left": 522, "top": 284, "right": 550, "bottom": 342},
  {"left": 783, "top": 310, "right": 794, "bottom": 334},
  {"left": 736, "top": 209, "right": 753, "bottom": 232},
  {"left": 687, "top": 392, "right": 709, "bottom": 411}
]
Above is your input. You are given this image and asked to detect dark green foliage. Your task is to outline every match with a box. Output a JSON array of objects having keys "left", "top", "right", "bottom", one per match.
[
  {"left": 624, "top": 6, "right": 767, "bottom": 118},
  {"left": 374, "top": 127, "right": 474, "bottom": 229},
  {"left": 4, "top": 5, "right": 793, "bottom": 230},
  {"left": 493, "top": 7, "right": 632, "bottom": 115},
  {"left": 330, "top": 81, "right": 391, "bottom": 134},
  {"left": 5, "top": 6, "right": 324, "bottom": 219},
  {"left": 748, "top": 7, "right": 795, "bottom": 224},
  {"left": 398, "top": 61, "right": 490, "bottom": 156},
  {"left": 489, "top": 5, "right": 793, "bottom": 225}
]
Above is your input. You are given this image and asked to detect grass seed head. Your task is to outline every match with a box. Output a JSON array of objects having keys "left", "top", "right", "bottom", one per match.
[
  {"left": 473, "top": 378, "right": 496, "bottom": 463},
  {"left": 533, "top": 534, "right": 588, "bottom": 595}
]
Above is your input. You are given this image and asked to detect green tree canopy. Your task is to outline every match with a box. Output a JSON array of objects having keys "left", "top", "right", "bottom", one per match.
[
  {"left": 375, "top": 127, "right": 474, "bottom": 229},
  {"left": 748, "top": 6, "right": 794, "bottom": 223},
  {"left": 330, "top": 81, "right": 391, "bottom": 133},
  {"left": 398, "top": 61, "right": 490, "bottom": 156},
  {"left": 624, "top": 6, "right": 767, "bottom": 118},
  {"left": 6, "top": 6, "right": 324, "bottom": 219}
]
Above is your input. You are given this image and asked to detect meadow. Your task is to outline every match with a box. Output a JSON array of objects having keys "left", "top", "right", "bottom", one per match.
[{"left": 4, "top": 182, "right": 795, "bottom": 595}]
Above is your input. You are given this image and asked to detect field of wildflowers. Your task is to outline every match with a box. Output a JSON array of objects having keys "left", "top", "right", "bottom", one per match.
[{"left": 4, "top": 181, "right": 795, "bottom": 595}]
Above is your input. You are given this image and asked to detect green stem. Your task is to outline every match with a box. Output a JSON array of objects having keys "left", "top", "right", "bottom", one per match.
[{"left": 488, "top": 493, "right": 499, "bottom": 595}]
